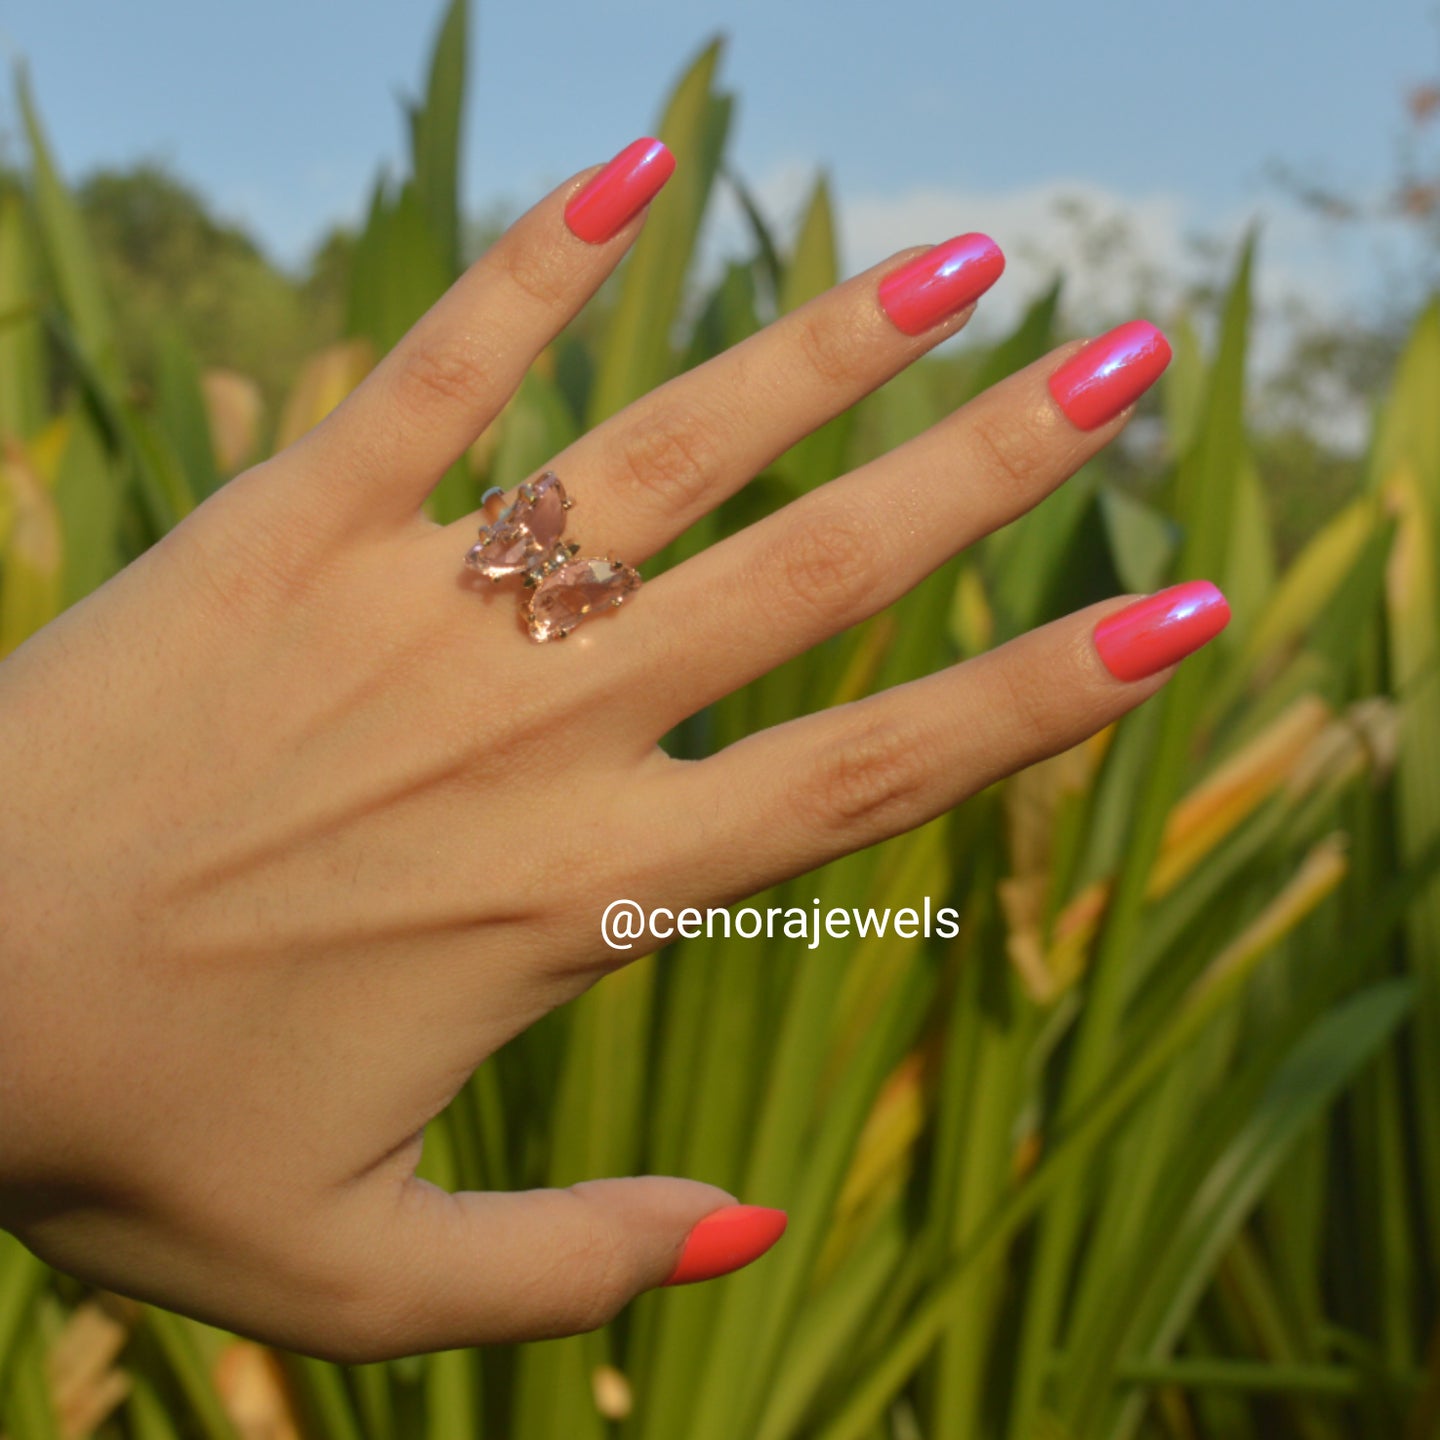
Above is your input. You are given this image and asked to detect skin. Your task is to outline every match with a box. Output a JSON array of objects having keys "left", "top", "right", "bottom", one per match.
[{"left": 0, "top": 162, "right": 1174, "bottom": 1364}]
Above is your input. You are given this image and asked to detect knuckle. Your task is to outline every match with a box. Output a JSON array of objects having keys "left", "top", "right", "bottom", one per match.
[
  {"left": 556, "top": 1253, "right": 628, "bottom": 1335},
  {"left": 494, "top": 235, "right": 572, "bottom": 310},
  {"left": 966, "top": 406, "right": 1043, "bottom": 497},
  {"left": 772, "top": 511, "right": 875, "bottom": 623},
  {"left": 524, "top": 1193, "right": 633, "bottom": 1337},
  {"left": 394, "top": 340, "right": 494, "bottom": 412},
  {"left": 811, "top": 711, "right": 933, "bottom": 835},
  {"left": 988, "top": 655, "right": 1059, "bottom": 763},
  {"left": 793, "top": 309, "right": 867, "bottom": 387},
  {"left": 614, "top": 405, "right": 723, "bottom": 511}
]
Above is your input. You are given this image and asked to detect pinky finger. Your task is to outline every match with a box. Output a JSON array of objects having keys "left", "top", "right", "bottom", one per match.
[{"left": 674, "top": 582, "right": 1230, "bottom": 899}]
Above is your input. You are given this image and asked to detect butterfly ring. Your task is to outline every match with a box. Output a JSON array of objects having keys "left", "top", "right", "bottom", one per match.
[{"left": 462, "top": 472, "right": 641, "bottom": 642}]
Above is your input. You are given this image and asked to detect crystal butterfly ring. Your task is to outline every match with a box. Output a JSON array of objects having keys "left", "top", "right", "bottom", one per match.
[{"left": 463, "top": 472, "right": 641, "bottom": 642}]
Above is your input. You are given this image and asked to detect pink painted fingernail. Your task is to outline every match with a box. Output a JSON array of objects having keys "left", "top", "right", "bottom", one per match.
[
  {"left": 564, "top": 138, "right": 676, "bottom": 244},
  {"left": 661, "top": 1205, "right": 788, "bottom": 1286},
  {"left": 1094, "top": 581, "right": 1230, "bottom": 681},
  {"left": 878, "top": 233, "right": 1005, "bottom": 335},
  {"left": 1048, "top": 320, "right": 1172, "bottom": 430}
]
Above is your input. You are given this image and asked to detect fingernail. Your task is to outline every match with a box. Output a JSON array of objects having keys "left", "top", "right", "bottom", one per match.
[
  {"left": 662, "top": 1204, "right": 788, "bottom": 1286},
  {"left": 1048, "top": 320, "right": 1172, "bottom": 430},
  {"left": 565, "top": 138, "right": 676, "bottom": 244},
  {"left": 1094, "top": 580, "right": 1231, "bottom": 681},
  {"left": 878, "top": 233, "right": 1005, "bottom": 336}
]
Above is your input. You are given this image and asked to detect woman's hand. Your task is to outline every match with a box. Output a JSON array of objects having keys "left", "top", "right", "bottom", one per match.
[{"left": 0, "top": 138, "right": 1225, "bottom": 1363}]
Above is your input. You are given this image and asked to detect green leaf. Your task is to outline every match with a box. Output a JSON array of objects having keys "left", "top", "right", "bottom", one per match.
[
  {"left": 1083, "top": 982, "right": 1413, "bottom": 1439},
  {"left": 1172, "top": 231, "right": 1256, "bottom": 582},
  {"left": 0, "top": 180, "right": 46, "bottom": 441},
  {"left": 816, "top": 831, "right": 1347, "bottom": 1440},
  {"left": 513, "top": 964, "right": 655, "bottom": 1440},
  {"left": 154, "top": 327, "right": 221, "bottom": 501},
  {"left": 1370, "top": 298, "right": 1440, "bottom": 503},
  {"left": 1220, "top": 450, "right": 1276, "bottom": 650},
  {"left": 719, "top": 166, "right": 784, "bottom": 314},
  {"left": 489, "top": 365, "right": 580, "bottom": 494},
  {"left": 42, "top": 306, "right": 190, "bottom": 537},
  {"left": 139, "top": 1309, "right": 243, "bottom": 1440},
  {"left": 53, "top": 400, "right": 121, "bottom": 604},
  {"left": 1160, "top": 309, "right": 1206, "bottom": 459},
  {"left": 0, "top": 1232, "right": 47, "bottom": 1405},
  {"left": 16, "top": 64, "right": 120, "bottom": 382},
  {"left": 681, "top": 258, "right": 763, "bottom": 373},
  {"left": 985, "top": 469, "right": 1099, "bottom": 638},
  {"left": 408, "top": 0, "right": 468, "bottom": 276},
  {"left": 1097, "top": 483, "right": 1179, "bottom": 596},
  {"left": 346, "top": 179, "right": 452, "bottom": 355},
  {"left": 0, "top": 1310, "right": 62, "bottom": 1440},
  {"left": 969, "top": 277, "right": 1061, "bottom": 401},
  {"left": 586, "top": 39, "right": 732, "bottom": 426},
  {"left": 1004, "top": 235, "right": 1256, "bottom": 1440},
  {"left": 772, "top": 174, "right": 851, "bottom": 496},
  {"left": 342, "top": 175, "right": 471, "bottom": 521},
  {"left": 677, "top": 938, "right": 935, "bottom": 1440}
]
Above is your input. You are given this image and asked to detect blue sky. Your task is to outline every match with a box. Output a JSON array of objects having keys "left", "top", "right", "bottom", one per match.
[{"left": 0, "top": 0, "right": 1432, "bottom": 351}]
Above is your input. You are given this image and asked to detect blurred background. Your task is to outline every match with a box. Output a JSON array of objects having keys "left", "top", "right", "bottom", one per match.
[
  {"left": 2, "top": 3, "right": 1440, "bottom": 1439},
  {"left": 2, "top": 0, "right": 1438, "bottom": 545}
]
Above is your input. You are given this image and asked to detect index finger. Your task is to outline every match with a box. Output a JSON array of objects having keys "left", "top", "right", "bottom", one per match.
[{"left": 286, "top": 138, "right": 675, "bottom": 528}]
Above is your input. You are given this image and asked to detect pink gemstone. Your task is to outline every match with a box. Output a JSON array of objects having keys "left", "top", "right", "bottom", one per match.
[
  {"left": 466, "top": 521, "right": 537, "bottom": 579},
  {"left": 525, "top": 557, "right": 641, "bottom": 641},
  {"left": 464, "top": 473, "right": 570, "bottom": 580},
  {"left": 520, "top": 473, "right": 568, "bottom": 549}
]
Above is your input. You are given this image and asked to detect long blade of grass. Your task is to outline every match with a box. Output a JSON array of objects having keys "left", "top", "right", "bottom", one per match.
[
  {"left": 0, "top": 180, "right": 46, "bottom": 441},
  {"left": 137, "top": 1310, "right": 241, "bottom": 1440},
  {"left": 52, "top": 401, "right": 121, "bottom": 605},
  {"left": 0, "top": 1232, "right": 47, "bottom": 1405},
  {"left": 154, "top": 328, "right": 220, "bottom": 502},
  {"left": 1007, "top": 234, "right": 1256, "bottom": 1440},
  {"left": 1372, "top": 300, "right": 1440, "bottom": 1302},
  {"left": 771, "top": 175, "right": 849, "bottom": 495},
  {"left": 816, "top": 826, "right": 1342, "bottom": 1440},
  {"left": 586, "top": 39, "right": 731, "bottom": 428},
  {"left": 408, "top": 0, "right": 467, "bottom": 277},
  {"left": 0, "top": 1313, "right": 61, "bottom": 1440},
  {"left": 1091, "top": 980, "right": 1413, "bottom": 1440},
  {"left": 513, "top": 959, "right": 657, "bottom": 1440},
  {"left": 16, "top": 66, "right": 119, "bottom": 383}
]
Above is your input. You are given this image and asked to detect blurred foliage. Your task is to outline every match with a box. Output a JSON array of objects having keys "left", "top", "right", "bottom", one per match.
[
  {"left": 3, "top": 4, "right": 1440, "bottom": 1439},
  {"left": 75, "top": 165, "right": 337, "bottom": 413}
]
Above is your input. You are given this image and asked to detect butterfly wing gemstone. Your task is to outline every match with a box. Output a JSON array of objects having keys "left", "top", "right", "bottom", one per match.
[
  {"left": 524, "top": 557, "right": 642, "bottom": 641},
  {"left": 464, "top": 472, "right": 571, "bottom": 580},
  {"left": 463, "top": 471, "right": 640, "bottom": 641}
]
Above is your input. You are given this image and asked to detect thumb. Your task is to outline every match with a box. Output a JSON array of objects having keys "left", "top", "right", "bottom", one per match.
[{"left": 318, "top": 1175, "right": 788, "bottom": 1362}]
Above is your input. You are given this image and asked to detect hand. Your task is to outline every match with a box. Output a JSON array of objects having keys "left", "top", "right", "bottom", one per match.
[{"left": 0, "top": 138, "right": 1226, "bottom": 1364}]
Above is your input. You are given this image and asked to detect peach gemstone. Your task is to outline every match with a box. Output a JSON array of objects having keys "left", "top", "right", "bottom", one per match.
[
  {"left": 526, "top": 558, "right": 641, "bottom": 641},
  {"left": 465, "top": 473, "right": 569, "bottom": 579}
]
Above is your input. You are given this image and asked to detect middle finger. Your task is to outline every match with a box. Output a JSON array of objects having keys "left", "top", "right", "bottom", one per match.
[{"left": 441, "top": 233, "right": 1005, "bottom": 561}]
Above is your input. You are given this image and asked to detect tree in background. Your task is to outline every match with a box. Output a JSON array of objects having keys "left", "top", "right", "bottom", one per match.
[{"left": 75, "top": 163, "right": 345, "bottom": 418}]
